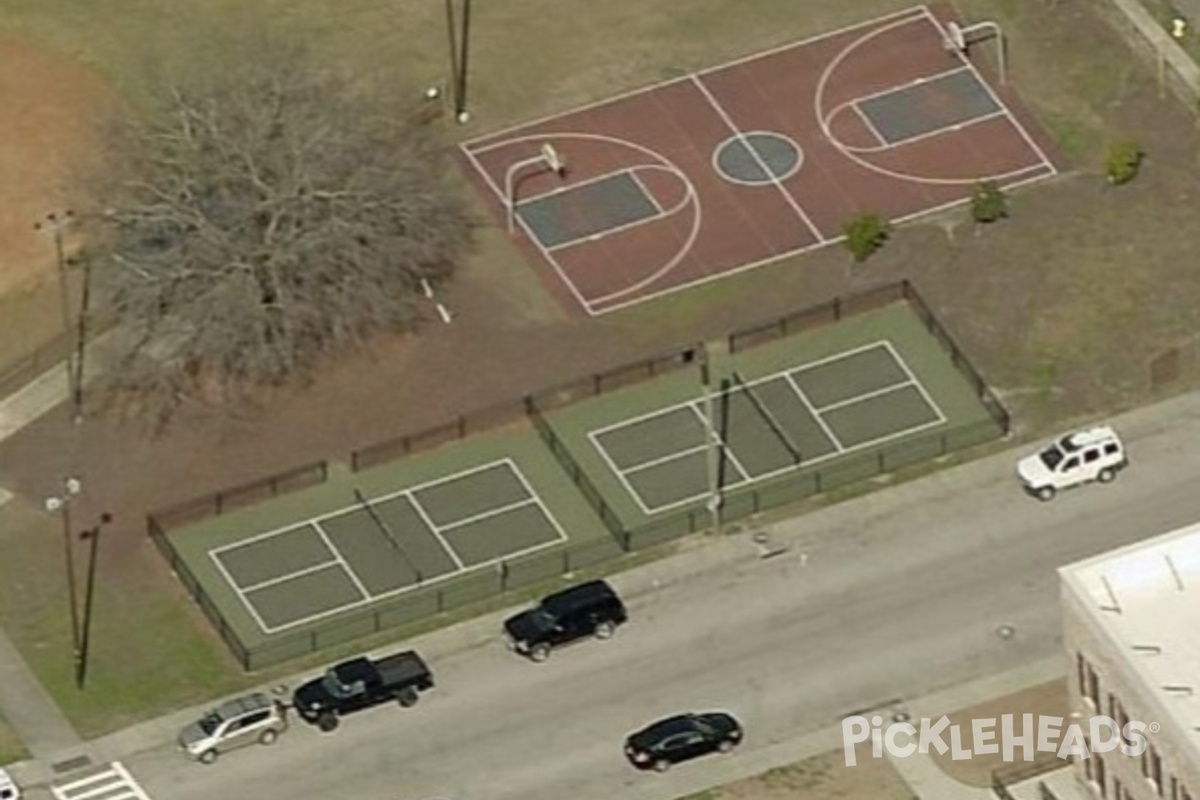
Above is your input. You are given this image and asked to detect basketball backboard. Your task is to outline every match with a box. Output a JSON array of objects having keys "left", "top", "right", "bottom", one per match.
[
  {"left": 945, "top": 21, "right": 967, "bottom": 52},
  {"left": 541, "top": 143, "right": 566, "bottom": 174}
]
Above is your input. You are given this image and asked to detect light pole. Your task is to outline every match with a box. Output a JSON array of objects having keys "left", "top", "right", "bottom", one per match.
[
  {"left": 506, "top": 143, "right": 566, "bottom": 234},
  {"left": 34, "top": 211, "right": 81, "bottom": 423},
  {"left": 698, "top": 344, "right": 723, "bottom": 535},
  {"left": 44, "top": 477, "right": 83, "bottom": 681},
  {"left": 76, "top": 512, "right": 113, "bottom": 689}
]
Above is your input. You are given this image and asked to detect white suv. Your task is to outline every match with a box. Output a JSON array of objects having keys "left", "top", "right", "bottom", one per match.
[
  {"left": 0, "top": 767, "right": 20, "bottom": 800},
  {"left": 178, "top": 692, "right": 288, "bottom": 764},
  {"left": 1017, "top": 426, "right": 1127, "bottom": 501}
]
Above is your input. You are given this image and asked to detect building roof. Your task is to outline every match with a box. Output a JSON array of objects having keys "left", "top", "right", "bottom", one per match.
[{"left": 1060, "top": 522, "right": 1200, "bottom": 761}]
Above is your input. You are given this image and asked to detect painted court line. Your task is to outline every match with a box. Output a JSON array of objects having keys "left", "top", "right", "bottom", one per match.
[
  {"left": 781, "top": 371, "right": 845, "bottom": 451},
  {"left": 881, "top": 339, "right": 947, "bottom": 424},
  {"left": 689, "top": 75, "right": 825, "bottom": 243},
  {"left": 853, "top": 103, "right": 887, "bottom": 146},
  {"left": 592, "top": 338, "right": 958, "bottom": 512},
  {"left": 242, "top": 561, "right": 344, "bottom": 592},
  {"left": 408, "top": 495, "right": 465, "bottom": 571},
  {"left": 213, "top": 458, "right": 572, "bottom": 633},
  {"left": 510, "top": 462, "right": 571, "bottom": 544},
  {"left": 437, "top": 497, "right": 537, "bottom": 533},
  {"left": 917, "top": 7, "right": 1057, "bottom": 176},
  {"left": 312, "top": 518, "right": 372, "bottom": 599}
]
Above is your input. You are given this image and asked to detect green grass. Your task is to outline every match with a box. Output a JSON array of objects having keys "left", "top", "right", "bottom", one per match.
[{"left": 0, "top": 712, "right": 28, "bottom": 766}]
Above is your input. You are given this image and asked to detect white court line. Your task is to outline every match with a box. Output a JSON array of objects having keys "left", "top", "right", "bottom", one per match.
[
  {"left": 590, "top": 335, "right": 977, "bottom": 515},
  {"left": 844, "top": 103, "right": 1008, "bottom": 153},
  {"left": 210, "top": 534, "right": 286, "bottom": 635},
  {"left": 628, "top": 169, "right": 664, "bottom": 213},
  {"left": 852, "top": 64, "right": 972, "bottom": 106},
  {"left": 408, "top": 495, "right": 467, "bottom": 570},
  {"left": 683, "top": 403, "right": 751, "bottom": 485},
  {"left": 688, "top": 75, "right": 825, "bottom": 243},
  {"left": 621, "top": 443, "right": 712, "bottom": 474},
  {"left": 248, "top": 460, "right": 567, "bottom": 633},
  {"left": 814, "top": 381, "right": 930, "bottom": 413},
  {"left": 461, "top": 144, "right": 592, "bottom": 312},
  {"left": 312, "top": 518, "right": 372, "bottom": 600},
  {"left": 436, "top": 497, "right": 538, "bottom": 533},
  {"left": 207, "top": 460, "right": 510, "bottom": 555},
  {"left": 588, "top": 426, "right": 663, "bottom": 517},
  {"left": 853, "top": 102, "right": 887, "bottom": 146},
  {"left": 781, "top": 372, "right": 845, "bottom": 451},
  {"left": 789, "top": 340, "right": 894, "bottom": 376},
  {"left": 508, "top": 458, "right": 571, "bottom": 544},
  {"left": 460, "top": 5, "right": 929, "bottom": 149},
  {"left": 918, "top": 7, "right": 1057, "bottom": 175},
  {"left": 463, "top": 132, "right": 701, "bottom": 313},
  {"left": 881, "top": 339, "right": 947, "bottom": 424},
  {"left": 814, "top": 12, "right": 1057, "bottom": 188},
  {"left": 242, "top": 561, "right": 348, "bottom": 593},
  {"left": 686, "top": 397, "right": 752, "bottom": 481}
]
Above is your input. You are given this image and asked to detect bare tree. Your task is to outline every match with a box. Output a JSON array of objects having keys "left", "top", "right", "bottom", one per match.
[{"left": 95, "top": 40, "right": 473, "bottom": 425}]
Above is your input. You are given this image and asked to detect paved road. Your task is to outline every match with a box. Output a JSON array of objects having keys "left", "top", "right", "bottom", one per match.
[{"left": 85, "top": 394, "right": 1200, "bottom": 800}]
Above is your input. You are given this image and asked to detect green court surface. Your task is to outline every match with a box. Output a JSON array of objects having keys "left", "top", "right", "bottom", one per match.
[
  {"left": 166, "top": 423, "right": 620, "bottom": 660},
  {"left": 543, "top": 303, "right": 1001, "bottom": 529}
]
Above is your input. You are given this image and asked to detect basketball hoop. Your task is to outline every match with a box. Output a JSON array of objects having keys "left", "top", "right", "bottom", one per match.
[
  {"left": 945, "top": 21, "right": 967, "bottom": 53},
  {"left": 505, "top": 142, "right": 568, "bottom": 233},
  {"left": 541, "top": 143, "right": 566, "bottom": 174}
]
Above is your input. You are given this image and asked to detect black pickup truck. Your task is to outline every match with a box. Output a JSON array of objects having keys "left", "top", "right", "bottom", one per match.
[{"left": 292, "top": 649, "right": 434, "bottom": 731}]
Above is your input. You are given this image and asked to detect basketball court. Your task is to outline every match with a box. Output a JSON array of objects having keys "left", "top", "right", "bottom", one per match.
[{"left": 460, "top": 6, "right": 1060, "bottom": 315}]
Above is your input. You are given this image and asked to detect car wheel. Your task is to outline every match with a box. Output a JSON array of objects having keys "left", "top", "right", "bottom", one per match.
[
  {"left": 398, "top": 688, "right": 419, "bottom": 708},
  {"left": 1098, "top": 467, "right": 1116, "bottom": 483},
  {"left": 1036, "top": 486, "right": 1056, "bottom": 502},
  {"left": 718, "top": 738, "right": 737, "bottom": 753},
  {"left": 530, "top": 644, "right": 551, "bottom": 662},
  {"left": 317, "top": 713, "right": 339, "bottom": 732},
  {"left": 652, "top": 759, "right": 671, "bottom": 773},
  {"left": 594, "top": 621, "right": 615, "bottom": 640},
  {"left": 259, "top": 728, "right": 278, "bottom": 745},
  {"left": 199, "top": 750, "right": 217, "bottom": 765}
]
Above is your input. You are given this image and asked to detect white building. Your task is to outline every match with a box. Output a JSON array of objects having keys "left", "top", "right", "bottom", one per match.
[{"left": 1060, "top": 523, "right": 1200, "bottom": 800}]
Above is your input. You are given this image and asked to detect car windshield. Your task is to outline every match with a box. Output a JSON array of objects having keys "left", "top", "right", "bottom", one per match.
[
  {"left": 1039, "top": 445, "right": 1065, "bottom": 470},
  {"left": 321, "top": 672, "right": 354, "bottom": 698},
  {"left": 691, "top": 718, "right": 715, "bottom": 736},
  {"left": 198, "top": 711, "right": 224, "bottom": 735},
  {"left": 531, "top": 608, "right": 557, "bottom": 630}
]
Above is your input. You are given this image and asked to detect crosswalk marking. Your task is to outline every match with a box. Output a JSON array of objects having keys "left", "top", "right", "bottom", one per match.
[{"left": 51, "top": 761, "right": 151, "bottom": 800}]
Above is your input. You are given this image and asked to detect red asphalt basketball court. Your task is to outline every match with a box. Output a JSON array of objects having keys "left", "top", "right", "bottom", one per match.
[{"left": 459, "top": 5, "right": 1061, "bottom": 316}]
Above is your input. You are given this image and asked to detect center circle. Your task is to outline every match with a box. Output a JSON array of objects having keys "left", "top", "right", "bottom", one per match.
[{"left": 713, "top": 132, "right": 804, "bottom": 185}]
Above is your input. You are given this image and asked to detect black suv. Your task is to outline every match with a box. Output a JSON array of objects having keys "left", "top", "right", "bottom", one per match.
[
  {"left": 624, "top": 712, "right": 743, "bottom": 772},
  {"left": 503, "top": 579, "right": 627, "bottom": 662}
]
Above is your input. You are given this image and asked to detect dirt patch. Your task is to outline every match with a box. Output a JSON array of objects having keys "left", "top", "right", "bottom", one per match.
[
  {"left": 699, "top": 747, "right": 915, "bottom": 800},
  {"left": 0, "top": 38, "right": 116, "bottom": 298},
  {"left": 930, "top": 680, "right": 1070, "bottom": 787}
]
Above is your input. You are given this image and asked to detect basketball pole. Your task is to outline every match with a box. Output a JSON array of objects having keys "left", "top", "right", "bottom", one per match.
[
  {"left": 443, "top": 0, "right": 461, "bottom": 117},
  {"left": 457, "top": 0, "right": 472, "bottom": 119}
]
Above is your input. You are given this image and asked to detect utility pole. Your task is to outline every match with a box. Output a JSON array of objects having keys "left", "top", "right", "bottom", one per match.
[{"left": 34, "top": 211, "right": 81, "bottom": 423}]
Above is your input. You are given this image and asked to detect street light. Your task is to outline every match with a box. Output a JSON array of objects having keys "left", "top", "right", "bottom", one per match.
[
  {"left": 505, "top": 143, "right": 566, "bottom": 234},
  {"left": 44, "top": 477, "right": 83, "bottom": 681},
  {"left": 76, "top": 512, "right": 113, "bottom": 689},
  {"left": 34, "top": 211, "right": 81, "bottom": 423}
]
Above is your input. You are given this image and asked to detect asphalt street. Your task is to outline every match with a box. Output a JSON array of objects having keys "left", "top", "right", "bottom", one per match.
[{"left": 85, "top": 393, "right": 1200, "bottom": 800}]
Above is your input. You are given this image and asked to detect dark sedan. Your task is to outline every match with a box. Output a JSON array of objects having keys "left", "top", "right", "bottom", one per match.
[{"left": 624, "top": 711, "right": 743, "bottom": 772}]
